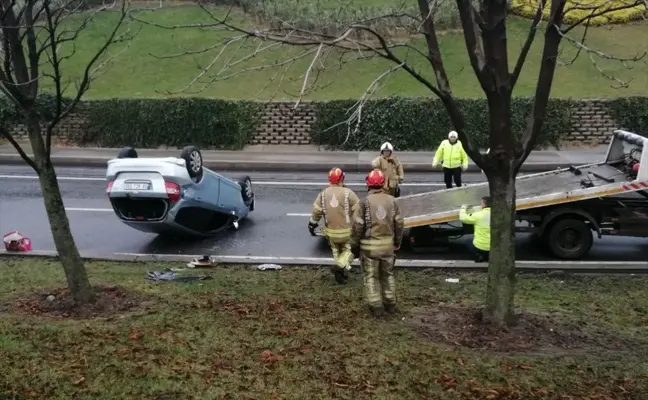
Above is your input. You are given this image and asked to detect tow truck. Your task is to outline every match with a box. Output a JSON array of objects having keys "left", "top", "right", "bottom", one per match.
[{"left": 401, "top": 129, "right": 648, "bottom": 260}]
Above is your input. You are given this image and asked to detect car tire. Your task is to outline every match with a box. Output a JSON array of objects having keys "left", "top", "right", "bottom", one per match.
[
  {"left": 180, "top": 146, "right": 203, "bottom": 181},
  {"left": 546, "top": 218, "right": 593, "bottom": 260},
  {"left": 236, "top": 175, "right": 253, "bottom": 207},
  {"left": 117, "top": 147, "right": 137, "bottom": 159}
]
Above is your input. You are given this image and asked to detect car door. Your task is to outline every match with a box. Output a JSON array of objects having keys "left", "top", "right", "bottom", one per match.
[{"left": 187, "top": 169, "right": 221, "bottom": 210}]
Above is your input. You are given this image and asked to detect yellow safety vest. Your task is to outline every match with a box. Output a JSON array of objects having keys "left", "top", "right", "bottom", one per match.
[
  {"left": 459, "top": 206, "right": 490, "bottom": 251},
  {"left": 433, "top": 139, "right": 468, "bottom": 169}
]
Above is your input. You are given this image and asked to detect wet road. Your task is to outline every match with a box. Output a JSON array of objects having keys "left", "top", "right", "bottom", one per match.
[{"left": 1, "top": 165, "right": 646, "bottom": 262}]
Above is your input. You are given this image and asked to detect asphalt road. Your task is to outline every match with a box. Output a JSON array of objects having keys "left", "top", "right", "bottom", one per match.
[{"left": 1, "top": 165, "right": 647, "bottom": 262}]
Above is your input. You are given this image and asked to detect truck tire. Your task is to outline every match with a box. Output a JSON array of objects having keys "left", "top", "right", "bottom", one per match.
[
  {"left": 180, "top": 146, "right": 203, "bottom": 181},
  {"left": 117, "top": 147, "right": 137, "bottom": 158},
  {"left": 546, "top": 218, "right": 593, "bottom": 260},
  {"left": 236, "top": 175, "right": 253, "bottom": 208}
]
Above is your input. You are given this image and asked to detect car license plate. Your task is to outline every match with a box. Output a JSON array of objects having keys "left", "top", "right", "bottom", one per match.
[{"left": 123, "top": 182, "right": 151, "bottom": 191}]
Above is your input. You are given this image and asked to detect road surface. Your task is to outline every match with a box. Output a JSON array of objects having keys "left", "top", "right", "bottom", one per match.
[{"left": 1, "top": 165, "right": 646, "bottom": 262}]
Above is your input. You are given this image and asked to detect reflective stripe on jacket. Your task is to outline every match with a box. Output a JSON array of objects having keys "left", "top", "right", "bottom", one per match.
[
  {"left": 433, "top": 139, "right": 468, "bottom": 169},
  {"left": 459, "top": 206, "right": 491, "bottom": 251},
  {"left": 371, "top": 156, "right": 404, "bottom": 190},
  {"left": 310, "top": 185, "right": 360, "bottom": 242},
  {"left": 350, "top": 189, "right": 405, "bottom": 257}
]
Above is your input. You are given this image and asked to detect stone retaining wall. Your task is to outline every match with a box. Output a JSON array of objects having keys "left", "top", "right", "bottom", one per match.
[{"left": 8, "top": 99, "right": 620, "bottom": 146}]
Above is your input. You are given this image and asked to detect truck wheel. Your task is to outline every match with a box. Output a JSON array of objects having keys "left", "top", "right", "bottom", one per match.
[
  {"left": 180, "top": 146, "right": 203, "bottom": 181},
  {"left": 236, "top": 175, "right": 253, "bottom": 207},
  {"left": 117, "top": 147, "right": 137, "bottom": 159},
  {"left": 546, "top": 218, "right": 593, "bottom": 260}
]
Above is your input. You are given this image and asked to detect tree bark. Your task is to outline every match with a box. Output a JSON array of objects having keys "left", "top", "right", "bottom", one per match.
[
  {"left": 28, "top": 117, "right": 95, "bottom": 303},
  {"left": 484, "top": 165, "right": 517, "bottom": 326}
]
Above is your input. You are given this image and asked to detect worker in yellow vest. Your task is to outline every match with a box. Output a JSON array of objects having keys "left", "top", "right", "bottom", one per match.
[
  {"left": 459, "top": 196, "right": 491, "bottom": 262},
  {"left": 432, "top": 131, "right": 468, "bottom": 188}
]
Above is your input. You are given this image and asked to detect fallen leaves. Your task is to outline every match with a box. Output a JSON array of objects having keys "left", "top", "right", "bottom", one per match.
[{"left": 260, "top": 350, "right": 283, "bottom": 364}]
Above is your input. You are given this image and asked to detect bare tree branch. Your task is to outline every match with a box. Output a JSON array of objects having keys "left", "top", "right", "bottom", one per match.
[
  {"left": 516, "top": 0, "right": 568, "bottom": 170},
  {"left": 511, "top": 0, "right": 546, "bottom": 88},
  {"left": 0, "top": 123, "right": 38, "bottom": 171}
]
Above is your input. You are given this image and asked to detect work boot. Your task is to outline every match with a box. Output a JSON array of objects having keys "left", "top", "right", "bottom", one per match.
[
  {"left": 384, "top": 303, "right": 398, "bottom": 314},
  {"left": 369, "top": 305, "right": 384, "bottom": 318},
  {"left": 332, "top": 268, "right": 347, "bottom": 284}
]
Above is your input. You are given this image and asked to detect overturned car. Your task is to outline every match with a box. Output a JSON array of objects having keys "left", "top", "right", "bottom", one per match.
[{"left": 105, "top": 145, "right": 254, "bottom": 237}]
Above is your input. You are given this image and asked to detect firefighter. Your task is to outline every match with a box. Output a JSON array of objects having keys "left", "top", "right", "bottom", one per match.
[
  {"left": 308, "top": 167, "right": 360, "bottom": 284},
  {"left": 350, "top": 169, "right": 404, "bottom": 317},
  {"left": 459, "top": 196, "right": 491, "bottom": 262},
  {"left": 371, "top": 142, "right": 404, "bottom": 197},
  {"left": 432, "top": 131, "right": 468, "bottom": 188}
]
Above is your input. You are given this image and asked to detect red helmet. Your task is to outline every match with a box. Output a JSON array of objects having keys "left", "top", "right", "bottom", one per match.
[
  {"left": 328, "top": 167, "right": 345, "bottom": 184},
  {"left": 366, "top": 169, "right": 385, "bottom": 187}
]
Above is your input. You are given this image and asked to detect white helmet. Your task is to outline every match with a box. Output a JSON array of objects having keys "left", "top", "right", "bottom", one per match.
[
  {"left": 380, "top": 142, "right": 394, "bottom": 152},
  {"left": 448, "top": 131, "right": 458, "bottom": 139}
]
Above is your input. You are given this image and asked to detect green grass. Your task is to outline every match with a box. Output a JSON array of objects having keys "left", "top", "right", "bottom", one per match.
[
  {"left": 47, "top": 4, "right": 648, "bottom": 101},
  {"left": 2, "top": 258, "right": 648, "bottom": 399}
]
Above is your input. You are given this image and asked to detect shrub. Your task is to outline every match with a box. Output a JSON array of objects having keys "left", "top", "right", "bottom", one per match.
[
  {"left": 605, "top": 97, "right": 648, "bottom": 135},
  {"left": 511, "top": 0, "right": 647, "bottom": 25},
  {"left": 80, "top": 98, "right": 263, "bottom": 150},
  {"left": 311, "top": 97, "right": 572, "bottom": 151}
]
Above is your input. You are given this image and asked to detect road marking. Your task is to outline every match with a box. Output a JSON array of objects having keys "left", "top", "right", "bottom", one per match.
[
  {"left": 65, "top": 207, "right": 113, "bottom": 212},
  {"left": 0, "top": 174, "right": 478, "bottom": 187},
  {"left": 0, "top": 174, "right": 105, "bottom": 181}
]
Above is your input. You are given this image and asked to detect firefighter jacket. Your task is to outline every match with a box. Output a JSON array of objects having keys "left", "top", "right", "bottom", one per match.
[
  {"left": 371, "top": 155, "right": 404, "bottom": 191},
  {"left": 459, "top": 206, "right": 491, "bottom": 251},
  {"left": 433, "top": 139, "right": 468, "bottom": 169},
  {"left": 310, "top": 184, "right": 360, "bottom": 243},
  {"left": 350, "top": 189, "right": 405, "bottom": 258}
]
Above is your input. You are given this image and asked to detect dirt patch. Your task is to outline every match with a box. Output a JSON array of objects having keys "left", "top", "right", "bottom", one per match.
[
  {"left": 1, "top": 286, "right": 154, "bottom": 319},
  {"left": 408, "top": 304, "right": 632, "bottom": 354}
]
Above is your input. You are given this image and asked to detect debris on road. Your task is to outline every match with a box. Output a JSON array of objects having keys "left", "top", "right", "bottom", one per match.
[
  {"left": 445, "top": 278, "right": 460, "bottom": 283},
  {"left": 257, "top": 264, "right": 282, "bottom": 271},
  {"left": 147, "top": 271, "right": 213, "bottom": 282},
  {"left": 3, "top": 231, "right": 32, "bottom": 252},
  {"left": 187, "top": 255, "right": 218, "bottom": 268}
]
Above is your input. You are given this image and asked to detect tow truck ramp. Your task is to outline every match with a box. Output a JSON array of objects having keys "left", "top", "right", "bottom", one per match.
[{"left": 397, "top": 129, "right": 648, "bottom": 228}]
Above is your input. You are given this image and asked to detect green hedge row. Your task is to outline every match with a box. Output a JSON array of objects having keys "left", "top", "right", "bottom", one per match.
[
  {"left": 1, "top": 95, "right": 647, "bottom": 151},
  {"left": 606, "top": 97, "right": 648, "bottom": 136},
  {"left": 81, "top": 98, "right": 263, "bottom": 150},
  {"left": 311, "top": 97, "right": 574, "bottom": 151}
]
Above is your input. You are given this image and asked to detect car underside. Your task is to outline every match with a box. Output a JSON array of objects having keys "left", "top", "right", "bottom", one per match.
[{"left": 106, "top": 145, "right": 254, "bottom": 237}]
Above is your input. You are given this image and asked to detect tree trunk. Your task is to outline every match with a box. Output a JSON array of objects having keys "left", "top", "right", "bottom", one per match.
[
  {"left": 483, "top": 166, "right": 517, "bottom": 326},
  {"left": 27, "top": 118, "right": 95, "bottom": 303}
]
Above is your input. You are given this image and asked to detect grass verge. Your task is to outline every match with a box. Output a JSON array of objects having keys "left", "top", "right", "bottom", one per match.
[
  {"left": 50, "top": 5, "right": 648, "bottom": 100},
  {"left": 1, "top": 257, "right": 648, "bottom": 399}
]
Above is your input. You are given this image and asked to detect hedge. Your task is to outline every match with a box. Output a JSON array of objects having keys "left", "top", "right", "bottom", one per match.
[
  {"left": 80, "top": 98, "right": 263, "bottom": 150},
  {"left": 511, "top": 0, "right": 647, "bottom": 26},
  {"left": 606, "top": 96, "right": 648, "bottom": 135},
  {"left": 2, "top": 95, "right": 648, "bottom": 151},
  {"left": 311, "top": 97, "right": 573, "bottom": 151}
]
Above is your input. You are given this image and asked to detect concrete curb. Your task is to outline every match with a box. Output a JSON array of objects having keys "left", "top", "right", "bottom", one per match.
[
  {"left": 0, "top": 153, "right": 575, "bottom": 173},
  {"left": 2, "top": 250, "right": 647, "bottom": 272}
]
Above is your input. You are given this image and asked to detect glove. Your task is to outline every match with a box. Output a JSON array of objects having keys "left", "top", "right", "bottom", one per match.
[
  {"left": 432, "top": 161, "right": 438, "bottom": 168},
  {"left": 308, "top": 222, "right": 317, "bottom": 236},
  {"left": 462, "top": 165, "right": 467, "bottom": 172}
]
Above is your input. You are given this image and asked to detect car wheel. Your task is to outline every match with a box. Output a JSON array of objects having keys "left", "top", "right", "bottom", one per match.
[
  {"left": 236, "top": 175, "right": 253, "bottom": 206},
  {"left": 117, "top": 147, "right": 138, "bottom": 159},
  {"left": 546, "top": 218, "right": 593, "bottom": 260},
  {"left": 180, "top": 146, "right": 203, "bottom": 180}
]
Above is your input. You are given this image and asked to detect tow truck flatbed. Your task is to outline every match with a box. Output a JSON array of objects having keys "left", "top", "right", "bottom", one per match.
[{"left": 397, "top": 130, "right": 648, "bottom": 229}]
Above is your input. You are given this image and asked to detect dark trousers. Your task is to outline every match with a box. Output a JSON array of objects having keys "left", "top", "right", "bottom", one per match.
[
  {"left": 468, "top": 242, "right": 489, "bottom": 262},
  {"left": 443, "top": 167, "right": 462, "bottom": 188}
]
